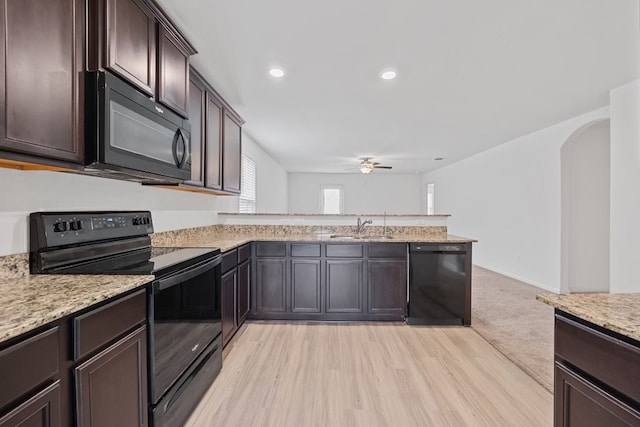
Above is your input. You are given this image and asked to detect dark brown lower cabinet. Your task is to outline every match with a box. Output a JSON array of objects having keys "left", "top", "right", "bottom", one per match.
[
  {"left": 221, "top": 245, "right": 252, "bottom": 347},
  {"left": 221, "top": 268, "right": 237, "bottom": 346},
  {"left": 554, "top": 312, "right": 640, "bottom": 427},
  {"left": 555, "top": 363, "right": 640, "bottom": 427},
  {"left": 74, "top": 326, "right": 147, "bottom": 427},
  {"left": 367, "top": 259, "right": 407, "bottom": 315},
  {"left": 291, "top": 259, "right": 321, "bottom": 313},
  {"left": 255, "top": 258, "right": 287, "bottom": 314},
  {"left": 251, "top": 242, "right": 407, "bottom": 321},
  {"left": 0, "top": 381, "right": 61, "bottom": 427},
  {"left": 237, "top": 259, "right": 251, "bottom": 324},
  {"left": 325, "top": 259, "right": 363, "bottom": 313}
]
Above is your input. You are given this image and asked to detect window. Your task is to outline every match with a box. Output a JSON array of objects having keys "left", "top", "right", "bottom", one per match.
[
  {"left": 320, "top": 185, "right": 343, "bottom": 214},
  {"left": 239, "top": 155, "right": 256, "bottom": 213},
  {"left": 426, "top": 183, "right": 435, "bottom": 214}
]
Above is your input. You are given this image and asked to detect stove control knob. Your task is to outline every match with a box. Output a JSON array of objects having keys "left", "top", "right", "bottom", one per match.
[
  {"left": 132, "top": 218, "right": 140, "bottom": 226},
  {"left": 69, "top": 220, "right": 82, "bottom": 231},
  {"left": 53, "top": 221, "right": 67, "bottom": 233}
]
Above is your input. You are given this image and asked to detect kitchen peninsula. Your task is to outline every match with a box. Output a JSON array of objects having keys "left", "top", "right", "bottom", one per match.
[{"left": 0, "top": 212, "right": 475, "bottom": 426}]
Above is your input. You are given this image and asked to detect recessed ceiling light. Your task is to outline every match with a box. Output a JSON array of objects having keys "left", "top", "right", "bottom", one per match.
[
  {"left": 379, "top": 69, "right": 397, "bottom": 80},
  {"left": 269, "top": 68, "right": 285, "bottom": 78}
]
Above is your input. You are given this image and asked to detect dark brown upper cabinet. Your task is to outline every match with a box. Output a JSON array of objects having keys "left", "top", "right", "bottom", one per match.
[
  {"left": 185, "top": 67, "right": 243, "bottom": 195},
  {"left": 223, "top": 111, "right": 242, "bottom": 194},
  {"left": 88, "top": 0, "right": 196, "bottom": 118},
  {"left": 187, "top": 76, "right": 205, "bottom": 187},
  {"left": 205, "top": 94, "right": 223, "bottom": 190},
  {"left": 158, "top": 25, "right": 190, "bottom": 117},
  {"left": 0, "top": 0, "right": 85, "bottom": 166},
  {"left": 103, "top": 0, "right": 156, "bottom": 96}
]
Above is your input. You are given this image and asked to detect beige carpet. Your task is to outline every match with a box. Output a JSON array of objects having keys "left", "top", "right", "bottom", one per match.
[{"left": 471, "top": 266, "right": 554, "bottom": 392}]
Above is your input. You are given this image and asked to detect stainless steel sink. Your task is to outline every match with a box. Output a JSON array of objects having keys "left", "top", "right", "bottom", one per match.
[{"left": 329, "top": 234, "right": 394, "bottom": 240}]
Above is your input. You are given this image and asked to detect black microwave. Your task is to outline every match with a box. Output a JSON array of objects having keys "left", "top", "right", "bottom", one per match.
[{"left": 84, "top": 71, "right": 191, "bottom": 183}]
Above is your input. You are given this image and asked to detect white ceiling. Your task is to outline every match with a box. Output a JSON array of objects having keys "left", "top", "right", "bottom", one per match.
[{"left": 157, "top": 0, "right": 640, "bottom": 174}]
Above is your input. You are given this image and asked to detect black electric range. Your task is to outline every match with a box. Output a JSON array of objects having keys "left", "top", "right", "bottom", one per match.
[{"left": 29, "top": 211, "right": 223, "bottom": 427}]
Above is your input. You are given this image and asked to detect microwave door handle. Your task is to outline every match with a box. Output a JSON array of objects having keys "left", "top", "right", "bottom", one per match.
[{"left": 172, "top": 129, "right": 188, "bottom": 169}]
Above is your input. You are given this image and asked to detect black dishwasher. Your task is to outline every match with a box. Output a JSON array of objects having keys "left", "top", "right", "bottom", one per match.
[{"left": 407, "top": 243, "right": 470, "bottom": 326}]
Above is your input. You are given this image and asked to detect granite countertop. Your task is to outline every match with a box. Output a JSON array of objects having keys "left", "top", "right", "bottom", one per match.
[
  {"left": 0, "top": 274, "right": 153, "bottom": 344},
  {"left": 0, "top": 228, "right": 475, "bottom": 346},
  {"left": 537, "top": 293, "right": 640, "bottom": 342},
  {"left": 154, "top": 232, "right": 477, "bottom": 251}
]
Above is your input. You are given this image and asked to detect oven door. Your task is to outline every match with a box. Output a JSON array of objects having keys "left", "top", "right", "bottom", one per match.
[
  {"left": 148, "top": 255, "right": 221, "bottom": 404},
  {"left": 86, "top": 71, "right": 191, "bottom": 181}
]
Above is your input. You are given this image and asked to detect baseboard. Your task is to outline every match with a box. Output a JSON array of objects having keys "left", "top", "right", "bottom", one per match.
[{"left": 473, "top": 264, "right": 561, "bottom": 294}]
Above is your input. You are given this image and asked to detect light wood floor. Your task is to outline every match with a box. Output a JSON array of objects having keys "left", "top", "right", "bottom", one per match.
[{"left": 187, "top": 323, "right": 552, "bottom": 427}]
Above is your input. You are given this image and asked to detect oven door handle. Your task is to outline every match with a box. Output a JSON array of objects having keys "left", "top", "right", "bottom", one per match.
[{"left": 153, "top": 256, "right": 221, "bottom": 292}]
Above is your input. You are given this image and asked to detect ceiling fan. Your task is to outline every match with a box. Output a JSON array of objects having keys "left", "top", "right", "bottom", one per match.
[{"left": 357, "top": 157, "right": 392, "bottom": 174}]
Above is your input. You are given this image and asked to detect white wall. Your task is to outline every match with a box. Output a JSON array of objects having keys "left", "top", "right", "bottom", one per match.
[
  {"left": 560, "top": 120, "right": 610, "bottom": 293},
  {"left": 0, "top": 130, "right": 287, "bottom": 256},
  {"left": 288, "top": 173, "right": 423, "bottom": 214},
  {"left": 423, "top": 107, "right": 609, "bottom": 293},
  {"left": 242, "top": 134, "right": 288, "bottom": 213},
  {"left": 610, "top": 79, "right": 640, "bottom": 293}
]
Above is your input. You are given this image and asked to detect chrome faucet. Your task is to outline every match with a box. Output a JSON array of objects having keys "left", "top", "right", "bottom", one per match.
[{"left": 356, "top": 217, "right": 372, "bottom": 236}]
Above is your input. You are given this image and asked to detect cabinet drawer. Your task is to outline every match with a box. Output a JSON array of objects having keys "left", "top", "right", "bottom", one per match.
[
  {"left": 326, "top": 244, "right": 363, "bottom": 258},
  {"left": 555, "top": 314, "right": 640, "bottom": 404},
  {"left": 222, "top": 249, "right": 238, "bottom": 274},
  {"left": 238, "top": 244, "right": 251, "bottom": 263},
  {"left": 255, "top": 242, "right": 286, "bottom": 258},
  {"left": 291, "top": 244, "right": 321, "bottom": 257},
  {"left": 0, "top": 327, "right": 59, "bottom": 409},
  {"left": 73, "top": 290, "right": 146, "bottom": 360},
  {"left": 368, "top": 243, "right": 407, "bottom": 259}
]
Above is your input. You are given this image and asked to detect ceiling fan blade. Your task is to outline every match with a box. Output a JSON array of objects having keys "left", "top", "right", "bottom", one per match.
[{"left": 373, "top": 165, "right": 392, "bottom": 169}]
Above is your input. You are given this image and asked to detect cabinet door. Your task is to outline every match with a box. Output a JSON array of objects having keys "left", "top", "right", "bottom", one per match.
[
  {"left": 255, "top": 259, "right": 287, "bottom": 313},
  {"left": 75, "top": 326, "right": 147, "bottom": 427},
  {"left": 237, "top": 260, "right": 251, "bottom": 325},
  {"left": 291, "top": 259, "right": 321, "bottom": 313},
  {"left": 105, "top": 0, "right": 156, "bottom": 96},
  {"left": 186, "top": 76, "right": 205, "bottom": 186},
  {"left": 221, "top": 269, "right": 237, "bottom": 346},
  {"left": 367, "top": 259, "right": 407, "bottom": 316},
  {"left": 0, "top": 381, "right": 61, "bottom": 427},
  {"left": 222, "top": 112, "right": 242, "bottom": 194},
  {"left": 205, "top": 94, "right": 223, "bottom": 190},
  {"left": 325, "top": 260, "right": 364, "bottom": 313},
  {"left": 0, "top": 0, "right": 84, "bottom": 163},
  {"left": 157, "top": 25, "right": 189, "bottom": 117},
  {"left": 555, "top": 363, "right": 640, "bottom": 427}
]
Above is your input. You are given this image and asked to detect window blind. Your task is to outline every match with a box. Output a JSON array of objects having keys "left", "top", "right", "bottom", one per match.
[{"left": 239, "top": 155, "right": 256, "bottom": 213}]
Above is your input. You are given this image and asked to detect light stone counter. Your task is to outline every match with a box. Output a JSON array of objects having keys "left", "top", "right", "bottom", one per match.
[
  {"left": 537, "top": 293, "right": 640, "bottom": 342},
  {"left": 0, "top": 274, "right": 153, "bottom": 344},
  {"left": 151, "top": 231, "right": 476, "bottom": 251},
  {"left": 0, "top": 223, "right": 475, "bottom": 345}
]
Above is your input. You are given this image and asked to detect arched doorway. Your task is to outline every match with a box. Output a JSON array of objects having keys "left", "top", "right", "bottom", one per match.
[{"left": 560, "top": 119, "right": 610, "bottom": 293}]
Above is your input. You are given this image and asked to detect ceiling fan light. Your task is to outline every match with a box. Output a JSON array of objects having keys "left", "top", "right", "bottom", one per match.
[{"left": 359, "top": 164, "right": 373, "bottom": 174}]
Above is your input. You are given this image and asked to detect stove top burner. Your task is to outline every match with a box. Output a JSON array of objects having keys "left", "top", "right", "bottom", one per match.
[{"left": 47, "top": 246, "right": 220, "bottom": 276}]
